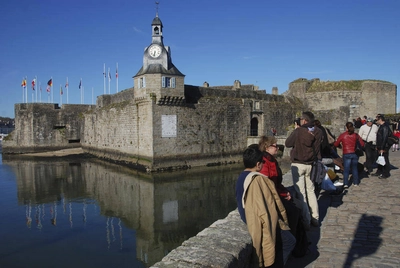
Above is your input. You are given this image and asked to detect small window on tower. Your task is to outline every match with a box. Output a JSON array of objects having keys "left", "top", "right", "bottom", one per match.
[{"left": 154, "top": 27, "right": 159, "bottom": 35}]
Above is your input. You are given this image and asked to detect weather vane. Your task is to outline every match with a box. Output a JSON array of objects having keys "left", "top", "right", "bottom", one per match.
[{"left": 155, "top": 1, "right": 159, "bottom": 16}]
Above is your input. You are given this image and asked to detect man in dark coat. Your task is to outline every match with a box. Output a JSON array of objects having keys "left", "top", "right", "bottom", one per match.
[{"left": 372, "top": 114, "right": 391, "bottom": 179}]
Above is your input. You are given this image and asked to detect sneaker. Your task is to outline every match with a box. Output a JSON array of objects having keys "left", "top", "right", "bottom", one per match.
[
  {"left": 353, "top": 184, "right": 359, "bottom": 187},
  {"left": 344, "top": 185, "right": 349, "bottom": 189},
  {"left": 334, "top": 181, "right": 344, "bottom": 186}
]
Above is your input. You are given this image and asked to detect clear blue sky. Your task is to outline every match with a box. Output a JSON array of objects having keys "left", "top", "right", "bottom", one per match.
[{"left": 1, "top": 0, "right": 399, "bottom": 118}]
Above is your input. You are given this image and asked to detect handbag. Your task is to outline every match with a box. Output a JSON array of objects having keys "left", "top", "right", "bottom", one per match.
[
  {"left": 355, "top": 135, "right": 364, "bottom": 157},
  {"left": 376, "top": 153, "right": 386, "bottom": 166}
]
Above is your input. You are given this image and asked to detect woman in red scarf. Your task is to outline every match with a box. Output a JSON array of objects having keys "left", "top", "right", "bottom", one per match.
[{"left": 258, "top": 136, "right": 301, "bottom": 234}]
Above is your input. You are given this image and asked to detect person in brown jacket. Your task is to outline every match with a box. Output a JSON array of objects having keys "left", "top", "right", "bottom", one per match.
[
  {"left": 285, "top": 111, "right": 323, "bottom": 228},
  {"left": 236, "top": 145, "right": 295, "bottom": 267}
]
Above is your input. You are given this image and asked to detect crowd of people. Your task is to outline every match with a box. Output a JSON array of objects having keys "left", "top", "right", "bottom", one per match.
[{"left": 235, "top": 111, "right": 397, "bottom": 267}]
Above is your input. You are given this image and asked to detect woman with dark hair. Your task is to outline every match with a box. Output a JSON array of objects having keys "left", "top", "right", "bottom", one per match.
[{"left": 333, "top": 122, "right": 365, "bottom": 187}]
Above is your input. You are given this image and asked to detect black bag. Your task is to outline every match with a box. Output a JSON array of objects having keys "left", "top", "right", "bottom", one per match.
[
  {"left": 355, "top": 134, "right": 364, "bottom": 157},
  {"left": 291, "top": 215, "right": 310, "bottom": 258},
  {"left": 387, "top": 132, "right": 399, "bottom": 146},
  {"left": 310, "top": 160, "right": 326, "bottom": 185}
]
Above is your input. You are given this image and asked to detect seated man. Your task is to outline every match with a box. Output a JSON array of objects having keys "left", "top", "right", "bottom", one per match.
[{"left": 236, "top": 145, "right": 296, "bottom": 267}]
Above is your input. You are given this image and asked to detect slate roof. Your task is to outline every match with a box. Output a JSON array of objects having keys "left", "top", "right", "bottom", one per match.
[
  {"left": 152, "top": 17, "right": 162, "bottom": 26},
  {"left": 134, "top": 64, "right": 185, "bottom": 77}
]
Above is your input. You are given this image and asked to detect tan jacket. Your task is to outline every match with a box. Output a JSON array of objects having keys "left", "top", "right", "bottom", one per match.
[{"left": 242, "top": 172, "right": 290, "bottom": 267}]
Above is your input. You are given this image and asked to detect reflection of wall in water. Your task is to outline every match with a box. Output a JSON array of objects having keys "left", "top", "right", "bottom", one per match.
[
  {"left": 4, "top": 158, "right": 241, "bottom": 267},
  {"left": 8, "top": 160, "right": 86, "bottom": 204},
  {"left": 81, "top": 161, "right": 241, "bottom": 265}
]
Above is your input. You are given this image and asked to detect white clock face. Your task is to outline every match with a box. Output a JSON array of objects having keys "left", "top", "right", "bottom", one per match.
[{"left": 149, "top": 45, "right": 162, "bottom": 58}]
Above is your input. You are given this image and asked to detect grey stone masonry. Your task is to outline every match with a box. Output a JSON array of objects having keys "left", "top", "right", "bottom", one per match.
[{"left": 151, "top": 210, "right": 253, "bottom": 268}]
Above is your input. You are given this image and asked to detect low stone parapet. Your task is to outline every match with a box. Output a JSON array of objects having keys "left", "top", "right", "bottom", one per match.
[{"left": 151, "top": 210, "right": 253, "bottom": 268}]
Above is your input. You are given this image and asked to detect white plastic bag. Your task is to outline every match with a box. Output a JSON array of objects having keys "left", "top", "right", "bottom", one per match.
[{"left": 376, "top": 153, "right": 386, "bottom": 166}]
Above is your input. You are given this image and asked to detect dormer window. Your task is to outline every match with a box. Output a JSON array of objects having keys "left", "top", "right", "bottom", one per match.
[
  {"left": 162, "top": 76, "right": 175, "bottom": 88},
  {"left": 154, "top": 27, "right": 159, "bottom": 35}
]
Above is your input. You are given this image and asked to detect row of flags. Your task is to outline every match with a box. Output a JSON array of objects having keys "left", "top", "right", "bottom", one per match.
[
  {"left": 21, "top": 67, "right": 119, "bottom": 94},
  {"left": 103, "top": 67, "right": 118, "bottom": 79},
  {"left": 20, "top": 78, "right": 73, "bottom": 97}
]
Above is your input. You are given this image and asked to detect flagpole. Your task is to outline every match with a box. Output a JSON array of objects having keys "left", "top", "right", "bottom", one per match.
[
  {"left": 22, "top": 78, "right": 24, "bottom": 103},
  {"left": 51, "top": 76, "right": 53, "bottom": 103},
  {"left": 108, "top": 67, "right": 111, "bottom": 94},
  {"left": 39, "top": 81, "right": 42, "bottom": 103},
  {"left": 103, "top": 63, "right": 106, "bottom": 94},
  {"left": 25, "top": 76, "right": 28, "bottom": 103},
  {"left": 80, "top": 78, "right": 83, "bottom": 104},
  {"left": 116, "top": 62, "right": 119, "bottom": 93},
  {"left": 35, "top": 76, "right": 38, "bottom": 102},
  {"left": 66, "top": 77, "right": 69, "bottom": 104}
]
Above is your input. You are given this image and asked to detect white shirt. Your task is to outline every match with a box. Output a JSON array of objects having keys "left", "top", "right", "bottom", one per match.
[{"left": 358, "top": 123, "right": 378, "bottom": 144}]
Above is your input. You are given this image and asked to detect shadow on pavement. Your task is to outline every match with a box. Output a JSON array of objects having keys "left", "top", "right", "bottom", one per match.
[{"left": 343, "top": 214, "right": 383, "bottom": 267}]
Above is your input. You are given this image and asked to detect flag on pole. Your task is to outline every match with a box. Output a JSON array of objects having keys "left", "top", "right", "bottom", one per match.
[
  {"left": 79, "top": 79, "right": 82, "bottom": 89},
  {"left": 65, "top": 81, "right": 69, "bottom": 88},
  {"left": 21, "top": 78, "right": 27, "bottom": 88},
  {"left": 31, "top": 78, "right": 36, "bottom": 91},
  {"left": 60, "top": 85, "right": 63, "bottom": 95},
  {"left": 116, "top": 66, "right": 118, "bottom": 78},
  {"left": 108, "top": 70, "right": 111, "bottom": 81},
  {"left": 47, "top": 79, "right": 52, "bottom": 92}
]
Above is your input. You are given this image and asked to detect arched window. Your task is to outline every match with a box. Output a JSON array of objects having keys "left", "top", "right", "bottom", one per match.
[
  {"left": 250, "top": 117, "right": 258, "bottom": 136},
  {"left": 154, "top": 27, "right": 159, "bottom": 35}
]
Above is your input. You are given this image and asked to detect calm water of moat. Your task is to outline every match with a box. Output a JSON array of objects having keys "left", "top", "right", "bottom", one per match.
[{"left": 0, "top": 148, "right": 244, "bottom": 268}]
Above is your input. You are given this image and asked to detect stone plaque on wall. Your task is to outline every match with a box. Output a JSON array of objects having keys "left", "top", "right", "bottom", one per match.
[{"left": 162, "top": 114, "right": 177, "bottom": 137}]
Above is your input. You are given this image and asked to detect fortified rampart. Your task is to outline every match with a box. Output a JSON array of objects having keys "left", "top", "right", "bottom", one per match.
[
  {"left": 82, "top": 84, "right": 301, "bottom": 171},
  {"left": 2, "top": 103, "right": 94, "bottom": 153},
  {"left": 285, "top": 79, "right": 397, "bottom": 136},
  {"left": 3, "top": 78, "right": 397, "bottom": 171}
]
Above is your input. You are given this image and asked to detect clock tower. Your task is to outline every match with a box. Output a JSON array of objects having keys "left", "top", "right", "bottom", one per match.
[{"left": 133, "top": 11, "right": 185, "bottom": 100}]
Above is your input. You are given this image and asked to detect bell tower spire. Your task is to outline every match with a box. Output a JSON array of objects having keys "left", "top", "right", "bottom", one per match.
[{"left": 152, "top": 2, "right": 163, "bottom": 45}]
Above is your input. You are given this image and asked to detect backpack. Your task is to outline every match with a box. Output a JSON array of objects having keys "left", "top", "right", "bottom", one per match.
[{"left": 310, "top": 160, "right": 326, "bottom": 185}]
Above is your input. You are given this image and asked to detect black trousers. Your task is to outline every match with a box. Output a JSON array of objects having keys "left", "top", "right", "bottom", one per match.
[
  {"left": 364, "top": 142, "right": 377, "bottom": 172},
  {"left": 377, "top": 150, "right": 391, "bottom": 177}
]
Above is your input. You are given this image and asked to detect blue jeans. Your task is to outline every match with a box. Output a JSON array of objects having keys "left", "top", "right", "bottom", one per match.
[{"left": 343, "top": 153, "right": 359, "bottom": 185}]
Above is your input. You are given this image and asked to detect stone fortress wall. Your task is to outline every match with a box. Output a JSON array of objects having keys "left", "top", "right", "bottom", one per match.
[
  {"left": 3, "top": 78, "right": 397, "bottom": 171},
  {"left": 81, "top": 83, "right": 300, "bottom": 171},
  {"left": 285, "top": 78, "right": 397, "bottom": 137},
  {"left": 3, "top": 103, "right": 94, "bottom": 153}
]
